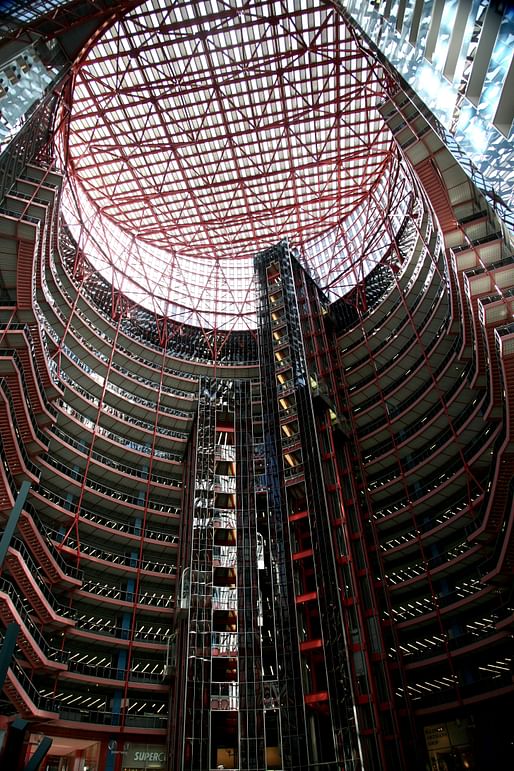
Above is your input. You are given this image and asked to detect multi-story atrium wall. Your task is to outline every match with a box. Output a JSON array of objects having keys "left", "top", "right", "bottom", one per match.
[{"left": 0, "top": 2, "right": 513, "bottom": 771}]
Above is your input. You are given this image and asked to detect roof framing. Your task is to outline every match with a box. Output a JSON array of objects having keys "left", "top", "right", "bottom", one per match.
[{"left": 57, "top": 0, "right": 401, "bottom": 330}]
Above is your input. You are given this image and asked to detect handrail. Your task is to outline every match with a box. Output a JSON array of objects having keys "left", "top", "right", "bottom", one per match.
[
  {"left": 80, "top": 578, "right": 174, "bottom": 607},
  {"left": 0, "top": 377, "right": 43, "bottom": 478},
  {"left": 9, "top": 536, "right": 76, "bottom": 619},
  {"left": 45, "top": 524, "right": 176, "bottom": 575},
  {"left": 50, "top": 424, "right": 182, "bottom": 486},
  {"left": 0, "top": 323, "right": 57, "bottom": 418},
  {"left": 6, "top": 657, "right": 58, "bottom": 714},
  {"left": 23, "top": 500, "right": 83, "bottom": 581},
  {"left": 357, "top": 334, "right": 464, "bottom": 431},
  {"left": 67, "top": 657, "right": 166, "bottom": 683},
  {"left": 73, "top": 613, "right": 172, "bottom": 643},
  {"left": 0, "top": 576, "right": 67, "bottom": 662},
  {"left": 54, "top": 391, "right": 183, "bottom": 458},
  {"left": 40, "top": 454, "right": 181, "bottom": 508}
]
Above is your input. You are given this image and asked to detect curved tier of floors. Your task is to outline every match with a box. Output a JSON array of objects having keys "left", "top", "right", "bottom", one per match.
[
  {"left": 0, "top": 79, "right": 513, "bottom": 768},
  {"left": 332, "top": 92, "right": 514, "bottom": 719},
  {"left": 0, "top": 161, "right": 260, "bottom": 738}
]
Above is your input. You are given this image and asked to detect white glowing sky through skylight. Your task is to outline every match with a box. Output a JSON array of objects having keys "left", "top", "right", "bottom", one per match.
[{"left": 62, "top": 0, "right": 396, "bottom": 330}]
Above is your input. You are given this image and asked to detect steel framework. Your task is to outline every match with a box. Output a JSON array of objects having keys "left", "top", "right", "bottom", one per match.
[{"left": 54, "top": 0, "right": 404, "bottom": 336}]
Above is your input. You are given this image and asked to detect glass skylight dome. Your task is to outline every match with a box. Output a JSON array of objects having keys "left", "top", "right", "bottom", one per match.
[{"left": 61, "top": 0, "right": 399, "bottom": 331}]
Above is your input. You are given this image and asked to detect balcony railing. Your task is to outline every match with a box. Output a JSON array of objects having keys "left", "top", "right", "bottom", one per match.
[
  {"left": 67, "top": 657, "right": 166, "bottom": 684},
  {"left": 50, "top": 424, "right": 182, "bottom": 487},
  {"left": 0, "top": 576, "right": 67, "bottom": 663},
  {"left": 9, "top": 537, "right": 76, "bottom": 620},
  {"left": 80, "top": 578, "right": 174, "bottom": 608},
  {"left": 73, "top": 613, "right": 172, "bottom": 643}
]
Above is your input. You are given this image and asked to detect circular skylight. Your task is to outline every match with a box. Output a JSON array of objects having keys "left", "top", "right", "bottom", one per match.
[{"left": 62, "top": 0, "right": 396, "bottom": 330}]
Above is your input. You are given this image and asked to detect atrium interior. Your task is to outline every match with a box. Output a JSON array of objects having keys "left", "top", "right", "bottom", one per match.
[{"left": 0, "top": 2, "right": 513, "bottom": 771}]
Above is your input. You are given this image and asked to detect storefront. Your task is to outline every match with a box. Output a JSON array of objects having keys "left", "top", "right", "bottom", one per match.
[
  {"left": 121, "top": 744, "right": 167, "bottom": 771},
  {"left": 424, "top": 720, "right": 474, "bottom": 770}
]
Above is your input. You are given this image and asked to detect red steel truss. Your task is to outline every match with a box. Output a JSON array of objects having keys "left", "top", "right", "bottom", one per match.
[{"left": 55, "top": 0, "right": 400, "bottom": 332}]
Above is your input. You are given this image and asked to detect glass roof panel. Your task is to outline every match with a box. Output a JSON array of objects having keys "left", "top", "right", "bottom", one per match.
[{"left": 62, "top": 0, "right": 397, "bottom": 330}]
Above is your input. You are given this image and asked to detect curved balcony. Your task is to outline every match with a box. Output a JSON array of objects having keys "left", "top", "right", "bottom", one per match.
[
  {"left": 357, "top": 337, "right": 467, "bottom": 438},
  {"left": 70, "top": 612, "right": 172, "bottom": 644},
  {"left": 342, "top": 264, "right": 446, "bottom": 374},
  {"left": 379, "top": 491, "right": 484, "bottom": 556},
  {"left": 399, "top": 651, "right": 514, "bottom": 713},
  {"left": 373, "top": 425, "right": 496, "bottom": 523},
  {"left": 386, "top": 542, "right": 482, "bottom": 594},
  {"left": 49, "top": 424, "right": 182, "bottom": 488},
  {"left": 39, "top": 290, "right": 197, "bottom": 405},
  {"left": 400, "top": 612, "right": 512, "bottom": 667},
  {"left": 366, "top": 398, "right": 490, "bottom": 494},
  {"left": 33, "top": 484, "right": 179, "bottom": 538},
  {"left": 70, "top": 506, "right": 179, "bottom": 546},
  {"left": 78, "top": 578, "right": 174, "bottom": 608},
  {"left": 0, "top": 576, "right": 67, "bottom": 668},
  {"left": 38, "top": 455, "right": 180, "bottom": 514},
  {"left": 362, "top": 360, "right": 475, "bottom": 462},
  {"left": 2, "top": 657, "right": 58, "bottom": 720},
  {"left": 6, "top": 536, "right": 76, "bottom": 624},
  {"left": 54, "top": 535, "right": 177, "bottom": 577},
  {"left": 339, "top": 221, "right": 442, "bottom": 355},
  {"left": 57, "top": 336, "right": 192, "bottom": 426},
  {"left": 345, "top": 288, "right": 449, "bottom": 394},
  {"left": 392, "top": 578, "right": 493, "bottom": 630},
  {"left": 351, "top": 320, "right": 454, "bottom": 414},
  {"left": 57, "top": 375, "right": 188, "bottom": 444},
  {"left": 57, "top": 704, "right": 168, "bottom": 730},
  {"left": 64, "top": 655, "right": 167, "bottom": 685},
  {"left": 55, "top": 233, "right": 259, "bottom": 369},
  {"left": 55, "top": 392, "right": 185, "bottom": 458}
]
